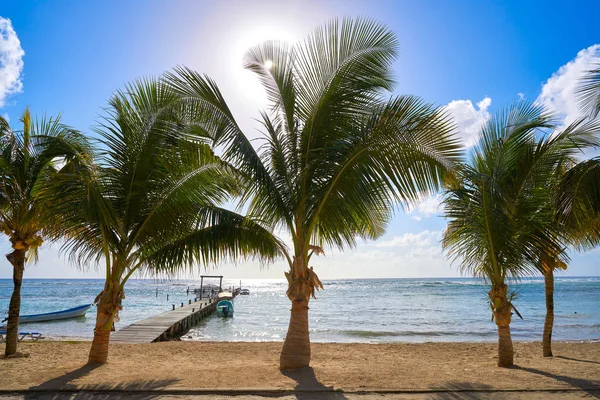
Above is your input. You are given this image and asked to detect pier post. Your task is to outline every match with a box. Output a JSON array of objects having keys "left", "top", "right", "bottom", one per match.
[{"left": 172, "top": 304, "right": 175, "bottom": 310}]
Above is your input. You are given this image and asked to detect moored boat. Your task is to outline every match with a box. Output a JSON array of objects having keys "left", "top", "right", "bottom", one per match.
[
  {"left": 217, "top": 291, "right": 233, "bottom": 300},
  {"left": 217, "top": 300, "right": 234, "bottom": 317},
  {"left": 240, "top": 289, "right": 250, "bottom": 295},
  {"left": 2, "top": 304, "right": 93, "bottom": 324}
]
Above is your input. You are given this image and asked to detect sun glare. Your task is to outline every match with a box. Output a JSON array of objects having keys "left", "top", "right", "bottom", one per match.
[{"left": 226, "top": 26, "right": 299, "bottom": 113}]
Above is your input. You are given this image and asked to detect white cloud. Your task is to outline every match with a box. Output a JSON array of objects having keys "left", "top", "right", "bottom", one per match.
[
  {"left": 445, "top": 97, "right": 491, "bottom": 148},
  {"left": 0, "top": 17, "right": 24, "bottom": 108},
  {"left": 406, "top": 194, "right": 444, "bottom": 219},
  {"left": 537, "top": 44, "right": 600, "bottom": 127},
  {"left": 518, "top": 92, "right": 525, "bottom": 100},
  {"left": 376, "top": 230, "right": 441, "bottom": 248},
  {"left": 414, "top": 194, "right": 443, "bottom": 216}
]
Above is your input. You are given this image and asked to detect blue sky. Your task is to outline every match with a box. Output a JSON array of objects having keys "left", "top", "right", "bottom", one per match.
[{"left": 0, "top": 0, "right": 599, "bottom": 279}]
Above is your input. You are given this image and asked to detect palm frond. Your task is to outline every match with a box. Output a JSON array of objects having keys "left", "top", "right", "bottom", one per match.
[{"left": 577, "top": 64, "right": 600, "bottom": 118}]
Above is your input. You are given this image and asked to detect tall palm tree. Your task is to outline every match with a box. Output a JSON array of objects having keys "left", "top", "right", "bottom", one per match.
[
  {"left": 0, "top": 109, "right": 91, "bottom": 357},
  {"left": 539, "top": 68, "right": 600, "bottom": 357},
  {"left": 166, "top": 17, "right": 463, "bottom": 369},
  {"left": 43, "top": 79, "right": 282, "bottom": 364},
  {"left": 543, "top": 156, "right": 600, "bottom": 357},
  {"left": 443, "top": 102, "right": 600, "bottom": 367}
]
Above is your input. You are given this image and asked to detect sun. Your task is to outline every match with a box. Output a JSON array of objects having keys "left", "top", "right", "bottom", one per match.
[
  {"left": 230, "top": 26, "right": 297, "bottom": 67},
  {"left": 225, "top": 26, "right": 298, "bottom": 108}
]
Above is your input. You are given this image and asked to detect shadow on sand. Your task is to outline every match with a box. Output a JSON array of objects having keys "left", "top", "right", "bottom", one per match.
[
  {"left": 281, "top": 367, "right": 349, "bottom": 400},
  {"left": 426, "top": 382, "right": 495, "bottom": 399},
  {"left": 25, "top": 363, "right": 179, "bottom": 400},
  {"left": 515, "top": 365, "right": 600, "bottom": 399},
  {"left": 555, "top": 355, "right": 600, "bottom": 366}
]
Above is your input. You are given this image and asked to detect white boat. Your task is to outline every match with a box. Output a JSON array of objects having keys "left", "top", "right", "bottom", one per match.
[
  {"left": 217, "top": 292, "right": 233, "bottom": 300},
  {"left": 3, "top": 304, "right": 93, "bottom": 324}
]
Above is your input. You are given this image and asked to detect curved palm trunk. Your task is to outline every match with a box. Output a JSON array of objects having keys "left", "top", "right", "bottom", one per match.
[
  {"left": 490, "top": 284, "right": 514, "bottom": 368},
  {"left": 88, "top": 278, "right": 122, "bottom": 364},
  {"left": 543, "top": 268, "right": 554, "bottom": 357},
  {"left": 4, "top": 249, "right": 26, "bottom": 357}
]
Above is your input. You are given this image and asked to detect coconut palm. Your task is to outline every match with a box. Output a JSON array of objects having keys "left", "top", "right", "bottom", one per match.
[
  {"left": 443, "top": 102, "right": 600, "bottom": 367},
  {"left": 542, "top": 156, "right": 600, "bottom": 357},
  {"left": 42, "top": 79, "right": 282, "bottom": 364},
  {"left": 165, "top": 17, "right": 463, "bottom": 369},
  {"left": 538, "top": 66, "right": 600, "bottom": 357},
  {"left": 0, "top": 109, "right": 92, "bottom": 357}
]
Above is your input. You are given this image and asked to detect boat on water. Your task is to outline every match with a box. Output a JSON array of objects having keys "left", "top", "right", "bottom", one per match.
[
  {"left": 240, "top": 289, "right": 250, "bottom": 295},
  {"left": 217, "top": 291, "right": 233, "bottom": 300},
  {"left": 2, "top": 304, "right": 93, "bottom": 324},
  {"left": 216, "top": 300, "right": 234, "bottom": 317}
]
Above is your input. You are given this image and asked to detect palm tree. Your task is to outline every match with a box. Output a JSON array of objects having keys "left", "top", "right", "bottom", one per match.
[
  {"left": 543, "top": 156, "right": 600, "bottom": 357},
  {"left": 165, "top": 17, "right": 463, "bottom": 369},
  {"left": 0, "top": 109, "right": 91, "bottom": 357},
  {"left": 442, "top": 102, "right": 600, "bottom": 367},
  {"left": 538, "top": 68, "right": 600, "bottom": 357},
  {"left": 43, "top": 79, "right": 282, "bottom": 364}
]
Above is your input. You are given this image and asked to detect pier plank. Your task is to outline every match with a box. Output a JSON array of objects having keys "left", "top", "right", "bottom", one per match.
[{"left": 110, "top": 295, "right": 226, "bottom": 344}]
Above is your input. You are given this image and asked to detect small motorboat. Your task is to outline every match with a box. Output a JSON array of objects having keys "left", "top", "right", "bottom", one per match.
[
  {"left": 2, "top": 304, "right": 93, "bottom": 324},
  {"left": 217, "top": 300, "right": 234, "bottom": 317},
  {"left": 217, "top": 291, "right": 233, "bottom": 300},
  {"left": 240, "top": 289, "right": 250, "bottom": 295}
]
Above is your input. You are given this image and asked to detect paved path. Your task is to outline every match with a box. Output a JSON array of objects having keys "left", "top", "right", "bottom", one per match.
[{"left": 1, "top": 391, "right": 598, "bottom": 399}]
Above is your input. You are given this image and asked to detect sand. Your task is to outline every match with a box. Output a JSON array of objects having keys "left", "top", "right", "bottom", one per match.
[{"left": 0, "top": 341, "right": 598, "bottom": 395}]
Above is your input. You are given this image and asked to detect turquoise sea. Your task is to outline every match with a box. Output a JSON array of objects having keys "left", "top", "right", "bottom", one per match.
[{"left": 0, "top": 277, "right": 599, "bottom": 343}]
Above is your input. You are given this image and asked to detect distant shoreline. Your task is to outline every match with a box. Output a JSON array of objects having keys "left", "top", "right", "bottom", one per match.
[{"left": 1, "top": 276, "right": 600, "bottom": 281}]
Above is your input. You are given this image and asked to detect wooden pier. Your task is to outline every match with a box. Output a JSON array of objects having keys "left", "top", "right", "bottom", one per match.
[{"left": 111, "top": 298, "right": 218, "bottom": 344}]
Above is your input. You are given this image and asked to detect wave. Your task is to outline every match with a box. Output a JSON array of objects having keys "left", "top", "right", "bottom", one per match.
[{"left": 337, "top": 329, "right": 497, "bottom": 338}]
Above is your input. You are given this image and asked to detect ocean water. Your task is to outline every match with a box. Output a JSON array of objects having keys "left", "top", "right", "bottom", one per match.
[{"left": 0, "top": 277, "right": 599, "bottom": 343}]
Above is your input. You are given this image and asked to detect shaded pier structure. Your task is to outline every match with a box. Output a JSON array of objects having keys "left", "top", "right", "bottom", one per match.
[{"left": 187, "top": 275, "right": 223, "bottom": 299}]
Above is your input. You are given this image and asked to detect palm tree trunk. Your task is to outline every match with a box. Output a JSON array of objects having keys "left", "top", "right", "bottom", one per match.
[
  {"left": 490, "top": 284, "right": 514, "bottom": 368},
  {"left": 280, "top": 299, "right": 310, "bottom": 369},
  {"left": 4, "top": 249, "right": 26, "bottom": 357},
  {"left": 543, "top": 268, "right": 554, "bottom": 357},
  {"left": 88, "top": 279, "right": 121, "bottom": 364},
  {"left": 496, "top": 320, "right": 514, "bottom": 367}
]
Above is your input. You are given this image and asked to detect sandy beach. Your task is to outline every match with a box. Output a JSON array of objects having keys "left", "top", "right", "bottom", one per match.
[{"left": 0, "top": 341, "right": 598, "bottom": 396}]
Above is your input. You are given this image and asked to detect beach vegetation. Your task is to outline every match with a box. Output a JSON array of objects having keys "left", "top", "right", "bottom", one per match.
[
  {"left": 166, "top": 17, "right": 463, "bottom": 369},
  {"left": 0, "top": 109, "right": 91, "bottom": 357},
  {"left": 537, "top": 69, "right": 600, "bottom": 357},
  {"left": 442, "top": 101, "right": 600, "bottom": 367},
  {"left": 42, "top": 79, "right": 282, "bottom": 364}
]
